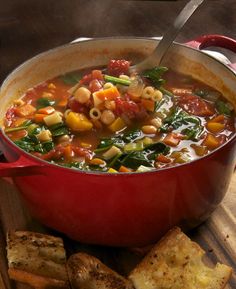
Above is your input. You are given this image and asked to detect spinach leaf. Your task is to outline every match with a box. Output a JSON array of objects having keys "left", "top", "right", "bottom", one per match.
[
  {"left": 95, "top": 129, "right": 142, "bottom": 153},
  {"left": 110, "top": 141, "right": 170, "bottom": 170},
  {"left": 4, "top": 120, "right": 33, "bottom": 133},
  {"left": 142, "top": 67, "right": 168, "bottom": 88},
  {"left": 161, "top": 107, "right": 200, "bottom": 132},
  {"left": 144, "top": 142, "right": 170, "bottom": 160},
  {"left": 14, "top": 138, "right": 36, "bottom": 152},
  {"left": 50, "top": 123, "right": 69, "bottom": 137},
  {"left": 215, "top": 100, "right": 232, "bottom": 117},
  {"left": 181, "top": 125, "right": 203, "bottom": 141},
  {"left": 161, "top": 107, "right": 203, "bottom": 141},
  {"left": 36, "top": 98, "right": 55, "bottom": 109},
  {"left": 60, "top": 72, "right": 81, "bottom": 85},
  {"left": 122, "top": 129, "right": 142, "bottom": 143},
  {"left": 95, "top": 137, "right": 124, "bottom": 153},
  {"left": 14, "top": 134, "right": 54, "bottom": 154},
  {"left": 120, "top": 151, "right": 151, "bottom": 169}
]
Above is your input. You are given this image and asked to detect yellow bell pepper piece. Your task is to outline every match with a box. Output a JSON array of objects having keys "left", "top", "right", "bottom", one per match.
[
  {"left": 203, "top": 134, "right": 220, "bottom": 150},
  {"left": 107, "top": 168, "right": 118, "bottom": 173},
  {"left": 206, "top": 122, "right": 225, "bottom": 133},
  {"left": 65, "top": 112, "right": 93, "bottom": 132},
  {"left": 108, "top": 117, "right": 126, "bottom": 132}
]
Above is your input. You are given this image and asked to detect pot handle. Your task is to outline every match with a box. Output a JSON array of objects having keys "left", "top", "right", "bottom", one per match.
[
  {"left": 186, "top": 34, "right": 236, "bottom": 70},
  {"left": 0, "top": 155, "right": 45, "bottom": 177}
]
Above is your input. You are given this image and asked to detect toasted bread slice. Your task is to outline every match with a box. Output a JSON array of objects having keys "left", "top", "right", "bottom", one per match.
[
  {"left": 67, "top": 252, "right": 134, "bottom": 289},
  {"left": 7, "top": 231, "right": 69, "bottom": 288},
  {"left": 129, "top": 227, "right": 232, "bottom": 289}
]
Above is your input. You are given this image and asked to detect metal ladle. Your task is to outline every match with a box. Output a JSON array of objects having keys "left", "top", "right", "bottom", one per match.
[{"left": 130, "top": 0, "right": 205, "bottom": 73}]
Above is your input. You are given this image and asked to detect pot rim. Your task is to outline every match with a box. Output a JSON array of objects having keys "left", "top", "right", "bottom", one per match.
[{"left": 1, "top": 36, "right": 236, "bottom": 176}]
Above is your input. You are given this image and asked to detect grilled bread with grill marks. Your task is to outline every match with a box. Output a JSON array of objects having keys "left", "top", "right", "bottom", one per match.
[
  {"left": 129, "top": 227, "right": 232, "bottom": 289},
  {"left": 67, "top": 252, "right": 134, "bottom": 289},
  {"left": 7, "top": 231, "right": 69, "bottom": 289}
]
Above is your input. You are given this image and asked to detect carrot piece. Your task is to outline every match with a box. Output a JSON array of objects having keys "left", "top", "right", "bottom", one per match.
[
  {"left": 202, "top": 133, "right": 220, "bottom": 150},
  {"left": 94, "top": 86, "right": 120, "bottom": 101},
  {"left": 15, "top": 104, "right": 36, "bottom": 117},
  {"left": 210, "top": 114, "right": 225, "bottom": 123},
  {"left": 156, "top": 154, "right": 172, "bottom": 163},
  {"left": 57, "top": 98, "right": 68, "bottom": 107},
  {"left": 13, "top": 118, "right": 27, "bottom": 127},
  {"left": 64, "top": 145, "right": 73, "bottom": 161},
  {"left": 37, "top": 106, "right": 55, "bottom": 115},
  {"left": 90, "top": 158, "right": 106, "bottom": 166},
  {"left": 34, "top": 113, "right": 47, "bottom": 123},
  {"left": 141, "top": 99, "right": 155, "bottom": 112},
  {"left": 163, "top": 133, "right": 182, "bottom": 147},
  {"left": 206, "top": 122, "right": 225, "bottom": 133},
  {"left": 119, "top": 165, "right": 132, "bottom": 173}
]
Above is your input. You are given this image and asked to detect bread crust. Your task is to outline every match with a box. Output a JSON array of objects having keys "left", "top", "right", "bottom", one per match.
[
  {"left": 7, "top": 231, "right": 69, "bottom": 288},
  {"left": 129, "top": 227, "right": 232, "bottom": 289},
  {"left": 67, "top": 252, "right": 134, "bottom": 289}
]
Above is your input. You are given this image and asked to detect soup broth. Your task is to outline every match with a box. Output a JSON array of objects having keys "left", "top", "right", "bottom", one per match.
[{"left": 4, "top": 60, "right": 236, "bottom": 173}]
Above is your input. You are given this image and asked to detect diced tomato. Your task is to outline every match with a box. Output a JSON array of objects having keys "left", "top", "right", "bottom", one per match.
[
  {"left": 80, "top": 70, "right": 104, "bottom": 87},
  {"left": 177, "top": 94, "right": 215, "bottom": 116},
  {"left": 80, "top": 73, "right": 93, "bottom": 85},
  {"left": 73, "top": 146, "right": 93, "bottom": 160},
  {"left": 91, "top": 70, "right": 104, "bottom": 81},
  {"left": 68, "top": 97, "right": 89, "bottom": 114},
  {"left": 156, "top": 154, "right": 172, "bottom": 163},
  {"left": 5, "top": 107, "right": 16, "bottom": 121},
  {"left": 163, "top": 132, "right": 183, "bottom": 147},
  {"left": 115, "top": 98, "right": 139, "bottom": 119},
  {"left": 89, "top": 79, "right": 103, "bottom": 93},
  {"left": 107, "top": 60, "right": 130, "bottom": 77}
]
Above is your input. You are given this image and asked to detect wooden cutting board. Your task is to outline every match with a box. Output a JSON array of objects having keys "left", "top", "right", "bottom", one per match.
[{"left": 0, "top": 172, "right": 235, "bottom": 289}]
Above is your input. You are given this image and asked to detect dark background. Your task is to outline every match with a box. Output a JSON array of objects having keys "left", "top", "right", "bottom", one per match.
[{"left": 1, "top": 0, "right": 236, "bottom": 84}]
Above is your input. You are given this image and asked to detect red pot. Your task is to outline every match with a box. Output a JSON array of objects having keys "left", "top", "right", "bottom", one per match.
[{"left": 0, "top": 35, "right": 236, "bottom": 247}]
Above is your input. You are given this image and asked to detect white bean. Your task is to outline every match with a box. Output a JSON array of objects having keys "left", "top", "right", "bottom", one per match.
[
  {"left": 141, "top": 125, "right": 157, "bottom": 134},
  {"left": 74, "top": 87, "right": 91, "bottom": 104},
  {"left": 101, "top": 110, "right": 115, "bottom": 125}
]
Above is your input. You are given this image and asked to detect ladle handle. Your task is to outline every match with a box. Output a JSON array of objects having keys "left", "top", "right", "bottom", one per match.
[{"left": 133, "top": 0, "right": 205, "bottom": 72}]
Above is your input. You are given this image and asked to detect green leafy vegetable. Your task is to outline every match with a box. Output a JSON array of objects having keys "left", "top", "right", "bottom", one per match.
[
  {"left": 143, "top": 142, "right": 170, "bottom": 160},
  {"left": 36, "top": 98, "right": 55, "bottom": 109},
  {"left": 142, "top": 67, "right": 168, "bottom": 88},
  {"left": 60, "top": 72, "right": 81, "bottom": 85},
  {"left": 108, "top": 141, "right": 170, "bottom": 170},
  {"left": 104, "top": 75, "right": 131, "bottom": 86},
  {"left": 5, "top": 120, "right": 32, "bottom": 133},
  {"left": 181, "top": 125, "right": 203, "bottom": 141},
  {"left": 215, "top": 100, "right": 232, "bottom": 117},
  {"left": 122, "top": 129, "right": 142, "bottom": 143},
  {"left": 161, "top": 107, "right": 203, "bottom": 141},
  {"left": 95, "top": 129, "right": 142, "bottom": 153},
  {"left": 50, "top": 123, "right": 69, "bottom": 137},
  {"left": 159, "top": 87, "right": 173, "bottom": 97},
  {"left": 161, "top": 107, "right": 200, "bottom": 131},
  {"left": 14, "top": 133, "right": 54, "bottom": 154}
]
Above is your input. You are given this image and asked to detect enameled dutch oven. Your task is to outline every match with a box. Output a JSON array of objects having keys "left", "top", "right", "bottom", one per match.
[{"left": 0, "top": 35, "right": 236, "bottom": 247}]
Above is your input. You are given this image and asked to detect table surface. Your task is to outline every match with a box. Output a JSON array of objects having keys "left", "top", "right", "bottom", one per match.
[{"left": 0, "top": 1, "right": 236, "bottom": 288}]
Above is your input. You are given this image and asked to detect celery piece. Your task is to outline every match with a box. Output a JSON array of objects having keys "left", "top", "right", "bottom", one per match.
[{"left": 104, "top": 75, "right": 131, "bottom": 86}]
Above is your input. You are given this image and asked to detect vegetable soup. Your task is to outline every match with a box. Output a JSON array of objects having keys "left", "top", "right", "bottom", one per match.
[{"left": 4, "top": 60, "right": 236, "bottom": 173}]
